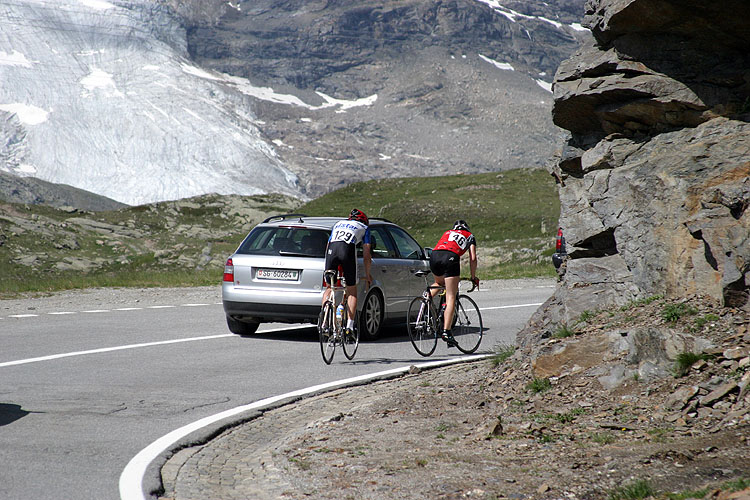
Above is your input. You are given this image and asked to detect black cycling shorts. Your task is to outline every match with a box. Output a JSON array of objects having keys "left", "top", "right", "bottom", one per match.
[
  {"left": 325, "top": 241, "right": 357, "bottom": 286},
  {"left": 430, "top": 249, "right": 460, "bottom": 278}
]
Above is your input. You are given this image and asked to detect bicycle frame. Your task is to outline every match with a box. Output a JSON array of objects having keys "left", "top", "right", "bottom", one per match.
[
  {"left": 319, "top": 269, "right": 359, "bottom": 363},
  {"left": 408, "top": 270, "right": 482, "bottom": 356}
]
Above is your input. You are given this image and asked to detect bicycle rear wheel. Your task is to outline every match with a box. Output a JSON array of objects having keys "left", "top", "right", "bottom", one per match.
[
  {"left": 318, "top": 302, "right": 336, "bottom": 364},
  {"left": 342, "top": 310, "right": 360, "bottom": 360},
  {"left": 407, "top": 296, "right": 438, "bottom": 357},
  {"left": 452, "top": 294, "right": 483, "bottom": 354}
]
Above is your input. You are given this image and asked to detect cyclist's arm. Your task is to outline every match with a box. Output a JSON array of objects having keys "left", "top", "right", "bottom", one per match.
[{"left": 468, "top": 244, "right": 478, "bottom": 282}]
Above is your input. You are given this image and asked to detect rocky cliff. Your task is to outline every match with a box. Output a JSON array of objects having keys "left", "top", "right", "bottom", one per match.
[{"left": 522, "top": 0, "right": 750, "bottom": 341}]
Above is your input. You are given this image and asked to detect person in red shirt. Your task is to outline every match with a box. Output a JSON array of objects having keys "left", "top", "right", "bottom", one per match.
[{"left": 428, "top": 220, "right": 479, "bottom": 347}]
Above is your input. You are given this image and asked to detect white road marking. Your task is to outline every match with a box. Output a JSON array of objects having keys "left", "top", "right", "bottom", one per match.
[
  {"left": 479, "top": 302, "right": 543, "bottom": 311},
  {"left": 0, "top": 303, "right": 217, "bottom": 320},
  {"left": 0, "top": 325, "right": 303, "bottom": 369},
  {"left": 119, "top": 355, "right": 488, "bottom": 500}
]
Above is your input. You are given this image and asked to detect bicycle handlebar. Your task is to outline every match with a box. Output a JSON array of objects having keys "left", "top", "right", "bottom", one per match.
[{"left": 460, "top": 277, "right": 480, "bottom": 292}]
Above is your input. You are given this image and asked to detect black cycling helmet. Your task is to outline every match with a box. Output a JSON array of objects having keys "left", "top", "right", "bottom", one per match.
[
  {"left": 349, "top": 208, "right": 369, "bottom": 226},
  {"left": 453, "top": 219, "right": 470, "bottom": 231}
]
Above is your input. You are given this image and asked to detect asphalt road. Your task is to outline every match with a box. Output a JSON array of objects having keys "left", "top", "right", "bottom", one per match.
[{"left": 0, "top": 280, "right": 554, "bottom": 500}]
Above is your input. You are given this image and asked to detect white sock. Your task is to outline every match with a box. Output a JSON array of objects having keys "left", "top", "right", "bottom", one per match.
[{"left": 347, "top": 319, "right": 355, "bottom": 329}]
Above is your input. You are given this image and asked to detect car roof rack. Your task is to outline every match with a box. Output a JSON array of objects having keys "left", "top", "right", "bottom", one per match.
[
  {"left": 370, "top": 217, "right": 393, "bottom": 223},
  {"left": 262, "top": 213, "right": 309, "bottom": 224}
]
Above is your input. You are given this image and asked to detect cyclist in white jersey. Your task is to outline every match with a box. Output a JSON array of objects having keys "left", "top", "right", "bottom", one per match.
[{"left": 322, "top": 209, "right": 373, "bottom": 339}]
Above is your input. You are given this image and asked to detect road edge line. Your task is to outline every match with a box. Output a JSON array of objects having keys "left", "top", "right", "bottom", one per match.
[{"left": 119, "top": 354, "right": 489, "bottom": 500}]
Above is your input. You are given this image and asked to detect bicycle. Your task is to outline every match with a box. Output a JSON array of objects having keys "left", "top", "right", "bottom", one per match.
[
  {"left": 318, "top": 269, "right": 359, "bottom": 364},
  {"left": 406, "top": 270, "right": 483, "bottom": 356}
]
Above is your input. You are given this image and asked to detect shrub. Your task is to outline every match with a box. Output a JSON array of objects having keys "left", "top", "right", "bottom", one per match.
[
  {"left": 673, "top": 351, "right": 707, "bottom": 377},
  {"left": 491, "top": 344, "right": 515, "bottom": 366},
  {"left": 662, "top": 303, "right": 698, "bottom": 323},
  {"left": 553, "top": 323, "right": 577, "bottom": 339},
  {"left": 609, "top": 479, "right": 655, "bottom": 500},
  {"left": 527, "top": 378, "right": 552, "bottom": 393}
]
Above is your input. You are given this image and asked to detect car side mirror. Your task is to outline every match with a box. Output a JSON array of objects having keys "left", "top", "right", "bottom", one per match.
[{"left": 423, "top": 247, "right": 433, "bottom": 259}]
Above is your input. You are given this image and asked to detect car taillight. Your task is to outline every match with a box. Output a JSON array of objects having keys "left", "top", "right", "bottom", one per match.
[
  {"left": 555, "top": 228, "right": 564, "bottom": 252},
  {"left": 223, "top": 258, "right": 234, "bottom": 282}
]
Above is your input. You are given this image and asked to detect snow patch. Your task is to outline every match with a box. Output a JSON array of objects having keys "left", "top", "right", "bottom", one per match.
[
  {"left": 78, "top": 0, "right": 116, "bottom": 10},
  {"left": 181, "top": 63, "right": 221, "bottom": 81},
  {"left": 570, "top": 23, "right": 589, "bottom": 32},
  {"left": 80, "top": 68, "right": 123, "bottom": 97},
  {"left": 16, "top": 164, "right": 38, "bottom": 174},
  {"left": 535, "top": 79, "right": 552, "bottom": 92},
  {"left": 479, "top": 54, "right": 514, "bottom": 71},
  {"left": 0, "top": 50, "right": 32, "bottom": 68},
  {"left": 208, "top": 71, "right": 377, "bottom": 111},
  {"left": 473, "top": 0, "right": 573, "bottom": 32},
  {"left": 0, "top": 103, "right": 49, "bottom": 125}
]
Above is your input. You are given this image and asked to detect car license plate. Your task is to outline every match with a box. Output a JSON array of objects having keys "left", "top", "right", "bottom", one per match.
[{"left": 256, "top": 268, "right": 299, "bottom": 281}]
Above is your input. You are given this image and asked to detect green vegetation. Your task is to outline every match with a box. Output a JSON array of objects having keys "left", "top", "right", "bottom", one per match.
[
  {"left": 0, "top": 193, "right": 297, "bottom": 296},
  {"left": 673, "top": 351, "right": 707, "bottom": 377},
  {"left": 589, "top": 432, "right": 616, "bottom": 444},
  {"left": 608, "top": 479, "right": 655, "bottom": 500},
  {"left": 661, "top": 303, "right": 698, "bottom": 323},
  {"left": 299, "top": 169, "right": 560, "bottom": 279},
  {"left": 526, "top": 377, "right": 552, "bottom": 393},
  {"left": 693, "top": 313, "right": 719, "bottom": 330},
  {"left": 620, "top": 295, "right": 663, "bottom": 311},
  {"left": 553, "top": 323, "right": 578, "bottom": 339},
  {"left": 1, "top": 169, "right": 559, "bottom": 295},
  {"left": 491, "top": 343, "right": 516, "bottom": 366}
]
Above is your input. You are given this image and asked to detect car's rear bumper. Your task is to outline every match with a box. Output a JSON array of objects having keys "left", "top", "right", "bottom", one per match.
[
  {"left": 222, "top": 283, "right": 324, "bottom": 324},
  {"left": 223, "top": 300, "right": 321, "bottom": 324}
]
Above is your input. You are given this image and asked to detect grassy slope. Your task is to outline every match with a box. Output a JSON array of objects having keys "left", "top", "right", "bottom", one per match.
[
  {"left": 0, "top": 169, "right": 559, "bottom": 296},
  {"left": 300, "top": 168, "right": 560, "bottom": 279}
]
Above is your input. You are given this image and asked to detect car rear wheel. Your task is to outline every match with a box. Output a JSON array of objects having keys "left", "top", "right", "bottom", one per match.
[
  {"left": 359, "top": 290, "right": 383, "bottom": 340},
  {"left": 226, "top": 316, "right": 260, "bottom": 336}
]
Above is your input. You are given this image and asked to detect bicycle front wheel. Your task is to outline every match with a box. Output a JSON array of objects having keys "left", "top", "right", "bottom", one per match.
[
  {"left": 407, "top": 296, "right": 438, "bottom": 357},
  {"left": 452, "top": 294, "right": 483, "bottom": 354},
  {"left": 342, "top": 310, "right": 360, "bottom": 360},
  {"left": 318, "top": 302, "right": 336, "bottom": 364}
]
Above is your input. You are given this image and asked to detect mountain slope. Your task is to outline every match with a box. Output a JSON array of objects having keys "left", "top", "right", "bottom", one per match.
[
  {"left": 1, "top": 0, "right": 586, "bottom": 206},
  {"left": 0, "top": 0, "right": 300, "bottom": 205}
]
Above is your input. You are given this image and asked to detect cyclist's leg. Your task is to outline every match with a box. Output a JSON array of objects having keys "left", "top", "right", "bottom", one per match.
[
  {"left": 339, "top": 245, "right": 358, "bottom": 332},
  {"left": 443, "top": 275, "right": 459, "bottom": 332},
  {"left": 345, "top": 284, "right": 358, "bottom": 329}
]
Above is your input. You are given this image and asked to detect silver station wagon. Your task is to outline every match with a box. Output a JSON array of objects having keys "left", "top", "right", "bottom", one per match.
[{"left": 222, "top": 214, "right": 431, "bottom": 339}]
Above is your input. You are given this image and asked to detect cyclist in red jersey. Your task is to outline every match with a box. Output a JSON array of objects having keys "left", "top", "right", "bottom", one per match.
[{"left": 428, "top": 220, "right": 478, "bottom": 347}]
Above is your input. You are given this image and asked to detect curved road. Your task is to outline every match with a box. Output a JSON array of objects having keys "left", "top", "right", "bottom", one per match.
[{"left": 0, "top": 280, "right": 553, "bottom": 500}]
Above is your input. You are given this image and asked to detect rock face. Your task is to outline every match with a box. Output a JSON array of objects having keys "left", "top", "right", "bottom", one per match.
[{"left": 525, "top": 0, "right": 750, "bottom": 337}]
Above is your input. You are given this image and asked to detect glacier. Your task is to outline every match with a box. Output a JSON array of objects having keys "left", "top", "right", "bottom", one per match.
[{"left": 0, "top": 0, "right": 302, "bottom": 205}]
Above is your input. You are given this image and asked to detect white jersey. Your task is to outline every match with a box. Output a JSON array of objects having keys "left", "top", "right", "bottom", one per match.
[{"left": 328, "top": 220, "right": 371, "bottom": 246}]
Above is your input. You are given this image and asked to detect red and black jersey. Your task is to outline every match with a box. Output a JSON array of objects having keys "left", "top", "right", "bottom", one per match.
[{"left": 433, "top": 229, "right": 476, "bottom": 256}]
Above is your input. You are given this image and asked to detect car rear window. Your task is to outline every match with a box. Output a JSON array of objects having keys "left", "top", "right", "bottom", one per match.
[{"left": 236, "top": 226, "right": 330, "bottom": 257}]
